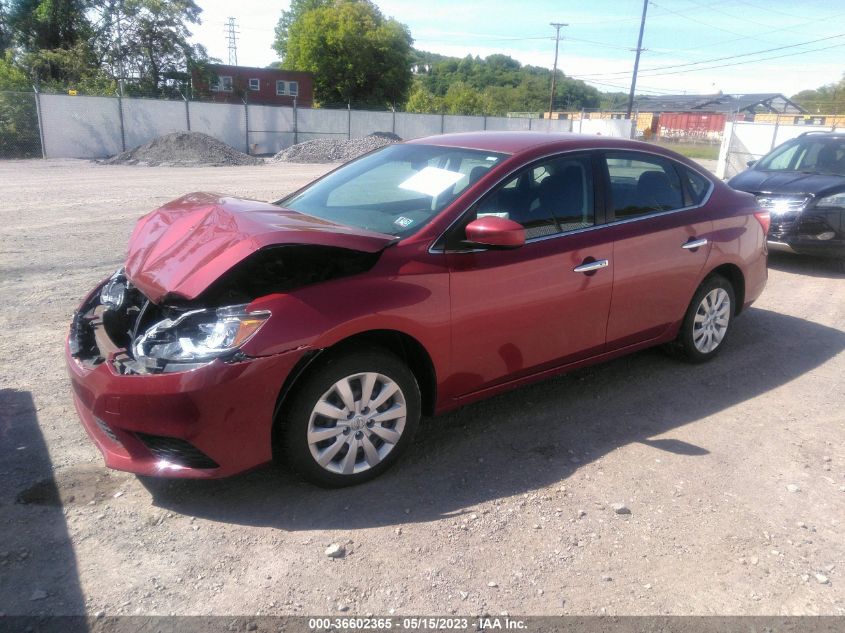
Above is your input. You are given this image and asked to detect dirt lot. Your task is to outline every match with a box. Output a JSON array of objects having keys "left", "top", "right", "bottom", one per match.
[{"left": 1, "top": 159, "right": 843, "bottom": 617}]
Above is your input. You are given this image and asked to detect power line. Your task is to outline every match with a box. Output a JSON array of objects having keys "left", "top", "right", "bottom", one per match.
[{"left": 573, "top": 32, "right": 845, "bottom": 80}]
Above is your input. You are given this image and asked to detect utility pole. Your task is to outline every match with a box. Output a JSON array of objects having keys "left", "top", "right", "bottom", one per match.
[
  {"left": 626, "top": 0, "right": 649, "bottom": 119},
  {"left": 226, "top": 17, "right": 240, "bottom": 66},
  {"left": 548, "top": 22, "right": 568, "bottom": 119}
]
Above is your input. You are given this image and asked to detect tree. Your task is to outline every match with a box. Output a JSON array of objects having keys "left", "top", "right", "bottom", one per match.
[
  {"left": 0, "top": 0, "right": 12, "bottom": 52},
  {"left": 405, "top": 81, "right": 443, "bottom": 113},
  {"left": 272, "top": 0, "right": 329, "bottom": 61},
  {"left": 8, "top": 0, "right": 89, "bottom": 51},
  {"left": 792, "top": 75, "right": 845, "bottom": 114},
  {"left": 90, "top": 0, "right": 209, "bottom": 95},
  {"left": 280, "top": 0, "right": 413, "bottom": 106}
]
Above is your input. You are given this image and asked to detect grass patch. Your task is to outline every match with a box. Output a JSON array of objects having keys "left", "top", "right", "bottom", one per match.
[{"left": 646, "top": 141, "right": 720, "bottom": 161}]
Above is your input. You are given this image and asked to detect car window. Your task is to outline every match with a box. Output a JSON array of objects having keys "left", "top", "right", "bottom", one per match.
[
  {"left": 604, "top": 152, "right": 684, "bottom": 220},
  {"left": 757, "top": 137, "right": 845, "bottom": 175},
  {"left": 468, "top": 154, "right": 595, "bottom": 241},
  {"left": 281, "top": 144, "right": 507, "bottom": 237},
  {"left": 681, "top": 167, "right": 711, "bottom": 205}
]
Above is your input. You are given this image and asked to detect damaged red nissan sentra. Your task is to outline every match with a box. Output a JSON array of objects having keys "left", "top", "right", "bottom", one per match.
[{"left": 66, "top": 132, "right": 769, "bottom": 487}]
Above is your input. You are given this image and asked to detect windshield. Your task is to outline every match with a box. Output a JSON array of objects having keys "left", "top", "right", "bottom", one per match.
[
  {"left": 278, "top": 144, "right": 508, "bottom": 237},
  {"left": 757, "top": 137, "right": 845, "bottom": 175}
]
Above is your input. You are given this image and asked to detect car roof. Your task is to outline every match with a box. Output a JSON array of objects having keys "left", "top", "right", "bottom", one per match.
[{"left": 406, "top": 131, "right": 664, "bottom": 156}]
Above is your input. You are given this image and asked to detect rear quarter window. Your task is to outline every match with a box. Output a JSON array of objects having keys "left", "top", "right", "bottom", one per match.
[{"left": 682, "top": 167, "right": 712, "bottom": 205}]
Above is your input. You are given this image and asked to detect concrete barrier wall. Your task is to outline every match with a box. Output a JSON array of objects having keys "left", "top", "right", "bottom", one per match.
[
  {"left": 37, "top": 94, "right": 632, "bottom": 159},
  {"left": 122, "top": 98, "right": 187, "bottom": 150},
  {"left": 247, "top": 104, "right": 295, "bottom": 154},
  {"left": 40, "top": 94, "right": 122, "bottom": 158},
  {"left": 188, "top": 101, "right": 247, "bottom": 153},
  {"left": 350, "top": 110, "right": 395, "bottom": 138}
]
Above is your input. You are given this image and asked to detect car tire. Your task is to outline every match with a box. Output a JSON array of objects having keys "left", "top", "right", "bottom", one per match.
[
  {"left": 280, "top": 348, "right": 421, "bottom": 487},
  {"left": 670, "top": 274, "right": 736, "bottom": 364}
]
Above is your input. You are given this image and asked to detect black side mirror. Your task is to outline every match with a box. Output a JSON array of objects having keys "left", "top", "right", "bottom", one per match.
[{"left": 746, "top": 160, "right": 757, "bottom": 168}]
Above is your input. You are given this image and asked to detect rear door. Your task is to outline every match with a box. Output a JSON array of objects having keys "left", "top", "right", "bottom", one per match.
[{"left": 599, "top": 151, "right": 714, "bottom": 349}]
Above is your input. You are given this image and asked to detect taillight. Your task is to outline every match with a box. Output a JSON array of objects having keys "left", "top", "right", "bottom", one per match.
[{"left": 754, "top": 211, "right": 771, "bottom": 234}]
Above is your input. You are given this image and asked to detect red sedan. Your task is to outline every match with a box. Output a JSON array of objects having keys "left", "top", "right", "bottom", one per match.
[{"left": 66, "top": 132, "right": 769, "bottom": 487}]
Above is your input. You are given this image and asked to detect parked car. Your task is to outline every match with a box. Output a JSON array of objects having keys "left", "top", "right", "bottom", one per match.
[
  {"left": 729, "top": 131, "right": 845, "bottom": 261},
  {"left": 67, "top": 132, "right": 768, "bottom": 487}
]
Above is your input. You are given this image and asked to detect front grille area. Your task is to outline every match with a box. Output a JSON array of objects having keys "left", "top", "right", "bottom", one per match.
[
  {"left": 756, "top": 195, "right": 811, "bottom": 241},
  {"left": 135, "top": 433, "right": 219, "bottom": 469}
]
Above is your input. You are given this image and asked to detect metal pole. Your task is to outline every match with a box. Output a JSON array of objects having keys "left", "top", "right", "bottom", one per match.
[
  {"left": 392, "top": 102, "right": 396, "bottom": 135},
  {"left": 548, "top": 23, "right": 567, "bottom": 119},
  {"left": 32, "top": 85, "right": 46, "bottom": 159},
  {"left": 347, "top": 101, "right": 352, "bottom": 140},
  {"left": 440, "top": 113, "right": 444, "bottom": 133},
  {"left": 579, "top": 109, "right": 584, "bottom": 134},
  {"left": 244, "top": 95, "right": 250, "bottom": 154},
  {"left": 117, "top": 94, "right": 126, "bottom": 152},
  {"left": 293, "top": 98, "right": 298, "bottom": 146},
  {"left": 770, "top": 114, "right": 780, "bottom": 151},
  {"left": 183, "top": 90, "right": 191, "bottom": 131},
  {"left": 626, "top": 0, "right": 649, "bottom": 119}
]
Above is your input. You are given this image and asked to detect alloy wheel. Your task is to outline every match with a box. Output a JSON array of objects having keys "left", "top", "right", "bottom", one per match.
[
  {"left": 692, "top": 288, "right": 731, "bottom": 354},
  {"left": 307, "top": 372, "right": 407, "bottom": 475}
]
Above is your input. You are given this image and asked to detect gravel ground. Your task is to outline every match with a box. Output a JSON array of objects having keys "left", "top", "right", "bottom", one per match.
[
  {"left": 103, "top": 131, "right": 263, "bottom": 167},
  {"left": 1, "top": 158, "right": 844, "bottom": 617},
  {"left": 273, "top": 132, "right": 401, "bottom": 163}
]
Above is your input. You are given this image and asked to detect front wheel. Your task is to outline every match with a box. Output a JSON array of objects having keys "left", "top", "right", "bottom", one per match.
[
  {"left": 671, "top": 274, "right": 736, "bottom": 363},
  {"left": 281, "top": 349, "right": 421, "bottom": 487}
]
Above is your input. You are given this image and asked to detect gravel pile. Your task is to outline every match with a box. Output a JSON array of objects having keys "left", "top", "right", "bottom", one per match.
[
  {"left": 273, "top": 131, "right": 401, "bottom": 164},
  {"left": 103, "top": 131, "right": 263, "bottom": 167}
]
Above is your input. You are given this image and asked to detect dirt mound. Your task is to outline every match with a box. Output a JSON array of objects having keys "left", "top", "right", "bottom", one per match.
[
  {"left": 272, "top": 132, "right": 401, "bottom": 164},
  {"left": 103, "top": 131, "right": 263, "bottom": 167}
]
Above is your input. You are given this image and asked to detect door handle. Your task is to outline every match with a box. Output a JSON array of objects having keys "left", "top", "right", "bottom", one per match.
[
  {"left": 573, "top": 259, "right": 609, "bottom": 273},
  {"left": 682, "top": 238, "right": 708, "bottom": 250}
]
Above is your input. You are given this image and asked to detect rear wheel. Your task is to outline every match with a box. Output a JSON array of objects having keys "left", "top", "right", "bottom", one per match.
[
  {"left": 671, "top": 274, "right": 736, "bottom": 363},
  {"left": 281, "top": 349, "right": 420, "bottom": 487}
]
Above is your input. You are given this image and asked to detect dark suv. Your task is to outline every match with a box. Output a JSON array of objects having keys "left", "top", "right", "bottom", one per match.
[{"left": 729, "top": 131, "right": 845, "bottom": 260}]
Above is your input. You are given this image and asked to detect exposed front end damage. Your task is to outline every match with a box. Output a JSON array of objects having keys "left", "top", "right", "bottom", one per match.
[{"left": 66, "top": 235, "right": 385, "bottom": 477}]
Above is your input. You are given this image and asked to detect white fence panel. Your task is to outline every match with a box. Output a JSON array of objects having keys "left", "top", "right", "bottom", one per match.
[
  {"left": 442, "top": 115, "right": 484, "bottom": 134},
  {"left": 188, "top": 101, "right": 247, "bottom": 152},
  {"left": 122, "top": 98, "right": 187, "bottom": 149},
  {"left": 296, "top": 108, "right": 348, "bottom": 142},
  {"left": 394, "top": 112, "right": 443, "bottom": 140},
  {"left": 248, "top": 104, "right": 294, "bottom": 154},
  {"left": 484, "top": 117, "right": 531, "bottom": 131},
  {"left": 350, "top": 110, "right": 395, "bottom": 138},
  {"left": 578, "top": 119, "right": 632, "bottom": 137},
  {"left": 40, "top": 94, "right": 122, "bottom": 158}
]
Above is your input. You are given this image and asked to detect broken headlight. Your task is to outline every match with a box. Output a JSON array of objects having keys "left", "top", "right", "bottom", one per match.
[
  {"left": 133, "top": 304, "right": 270, "bottom": 368},
  {"left": 100, "top": 268, "right": 127, "bottom": 310}
]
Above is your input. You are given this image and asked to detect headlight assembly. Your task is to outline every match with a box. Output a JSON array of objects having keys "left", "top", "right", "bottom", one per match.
[
  {"left": 816, "top": 193, "right": 845, "bottom": 208},
  {"left": 133, "top": 304, "right": 270, "bottom": 370}
]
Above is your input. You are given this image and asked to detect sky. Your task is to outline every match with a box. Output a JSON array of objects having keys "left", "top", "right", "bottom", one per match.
[{"left": 192, "top": 0, "right": 845, "bottom": 99}]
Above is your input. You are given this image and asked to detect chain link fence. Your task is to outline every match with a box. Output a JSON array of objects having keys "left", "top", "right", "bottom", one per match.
[
  {"left": 0, "top": 91, "right": 43, "bottom": 159},
  {"left": 0, "top": 90, "right": 638, "bottom": 160}
]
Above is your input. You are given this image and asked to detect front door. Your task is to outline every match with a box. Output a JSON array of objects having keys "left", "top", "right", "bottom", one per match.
[{"left": 444, "top": 152, "right": 614, "bottom": 399}]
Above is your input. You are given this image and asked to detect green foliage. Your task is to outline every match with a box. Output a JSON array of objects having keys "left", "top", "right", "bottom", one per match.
[
  {"left": 281, "top": 0, "right": 413, "bottom": 106},
  {"left": 791, "top": 75, "right": 845, "bottom": 114},
  {"left": 92, "top": 0, "right": 207, "bottom": 94},
  {"left": 410, "top": 51, "right": 601, "bottom": 115},
  {"left": 0, "top": 52, "right": 40, "bottom": 157},
  {"left": 0, "top": 0, "right": 12, "bottom": 52},
  {"left": 405, "top": 81, "right": 443, "bottom": 113},
  {"left": 273, "top": 0, "right": 329, "bottom": 61},
  {"left": 9, "top": 0, "right": 89, "bottom": 52}
]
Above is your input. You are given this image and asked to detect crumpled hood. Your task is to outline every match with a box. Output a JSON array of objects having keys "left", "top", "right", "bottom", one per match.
[
  {"left": 729, "top": 169, "right": 845, "bottom": 197},
  {"left": 124, "top": 192, "right": 395, "bottom": 303}
]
